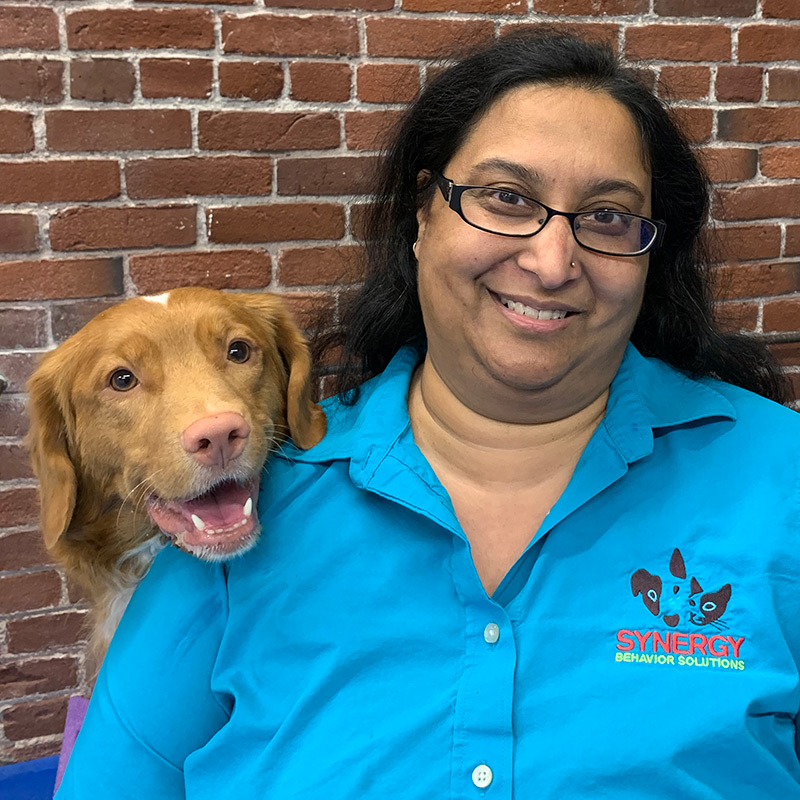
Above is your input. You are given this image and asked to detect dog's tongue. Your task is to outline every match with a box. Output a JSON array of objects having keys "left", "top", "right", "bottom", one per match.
[{"left": 183, "top": 480, "right": 252, "bottom": 529}]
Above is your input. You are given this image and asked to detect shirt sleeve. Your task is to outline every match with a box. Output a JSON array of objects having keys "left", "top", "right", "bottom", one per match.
[{"left": 56, "top": 546, "right": 231, "bottom": 799}]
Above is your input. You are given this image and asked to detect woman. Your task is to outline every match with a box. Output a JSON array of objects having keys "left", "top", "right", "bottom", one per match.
[{"left": 58, "top": 32, "right": 800, "bottom": 798}]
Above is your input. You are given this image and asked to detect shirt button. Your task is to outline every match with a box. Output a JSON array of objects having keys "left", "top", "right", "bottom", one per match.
[
  {"left": 472, "top": 764, "right": 493, "bottom": 788},
  {"left": 483, "top": 623, "right": 500, "bottom": 644}
]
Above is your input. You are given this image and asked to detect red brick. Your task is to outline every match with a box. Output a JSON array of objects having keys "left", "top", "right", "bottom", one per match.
[
  {"left": 697, "top": 148, "right": 758, "bottom": 183},
  {"left": 625, "top": 25, "right": 731, "bottom": 62},
  {"left": 199, "top": 111, "right": 339, "bottom": 152},
  {"left": 350, "top": 203, "right": 372, "bottom": 239},
  {"left": 290, "top": 62, "right": 351, "bottom": 102},
  {"left": 0, "top": 570, "right": 61, "bottom": 614},
  {"left": 207, "top": 204, "right": 345, "bottom": 243},
  {"left": 0, "top": 161, "right": 120, "bottom": 203},
  {"left": 763, "top": 298, "right": 800, "bottom": 332},
  {"left": 345, "top": 111, "right": 404, "bottom": 151},
  {"left": 129, "top": 250, "right": 273, "bottom": 293},
  {"left": 0, "top": 397, "right": 28, "bottom": 437},
  {"left": 739, "top": 24, "right": 800, "bottom": 62},
  {"left": 714, "top": 262, "right": 800, "bottom": 300},
  {"left": 279, "top": 245, "right": 364, "bottom": 285},
  {"left": 654, "top": 0, "right": 755, "bottom": 13},
  {"left": 265, "top": 0, "right": 392, "bottom": 8},
  {"left": 535, "top": 0, "right": 644, "bottom": 11},
  {"left": 715, "top": 225, "right": 782, "bottom": 261},
  {"left": 770, "top": 341, "right": 800, "bottom": 367},
  {"left": 0, "top": 352, "right": 38, "bottom": 395},
  {"left": 761, "top": 147, "right": 800, "bottom": 179},
  {"left": 0, "top": 214, "right": 38, "bottom": 253},
  {"left": 0, "top": 258, "right": 123, "bottom": 301},
  {"left": 50, "top": 206, "right": 196, "bottom": 252},
  {"left": 499, "top": 22, "right": 620, "bottom": 51},
  {"left": 47, "top": 110, "right": 191, "bottom": 152},
  {"left": 713, "top": 185, "right": 800, "bottom": 222},
  {"left": 715, "top": 65, "right": 763, "bottom": 103},
  {"left": 126, "top": 156, "right": 273, "bottom": 199},
  {"left": 0, "top": 657, "right": 79, "bottom": 702},
  {"left": 0, "top": 7, "right": 59, "bottom": 49},
  {"left": 0, "top": 307, "right": 47, "bottom": 348},
  {"left": 366, "top": 18, "right": 494, "bottom": 58},
  {"left": 278, "top": 156, "right": 381, "bottom": 195},
  {"left": 222, "top": 14, "right": 358, "bottom": 56},
  {"left": 2, "top": 697, "right": 70, "bottom": 741},
  {"left": 357, "top": 63, "right": 419, "bottom": 103},
  {"left": 672, "top": 107, "right": 713, "bottom": 144},
  {"left": 67, "top": 9, "right": 214, "bottom": 50},
  {"left": 219, "top": 61, "right": 284, "bottom": 101},
  {"left": 715, "top": 301, "right": 759, "bottom": 333},
  {"left": 787, "top": 225, "right": 800, "bottom": 256},
  {"left": 136, "top": 0, "right": 254, "bottom": 4},
  {"left": 763, "top": 0, "right": 800, "bottom": 17},
  {"left": 281, "top": 291, "right": 336, "bottom": 330},
  {"left": 7, "top": 611, "right": 90, "bottom": 654},
  {"left": 0, "top": 445, "right": 34, "bottom": 482},
  {"left": 408, "top": 0, "right": 524, "bottom": 11},
  {"left": 657, "top": 66, "right": 710, "bottom": 100},
  {"left": 51, "top": 299, "right": 120, "bottom": 344},
  {"left": 70, "top": 59, "right": 135, "bottom": 103},
  {"left": 0, "top": 60, "right": 63, "bottom": 104},
  {"left": 4, "top": 740, "right": 63, "bottom": 763},
  {"left": 140, "top": 58, "right": 213, "bottom": 99},
  {"left": 718, "top": 107, "right": 800, "bottom": 142},
  {"left": 789, "top": 372, "right": 800, "bottom": 402},
  {"left": 768, "top": 68, "right": 800, "bottom": 101},
  {"left": 0, "top": 111, "right": 34, "bottom": 154}
]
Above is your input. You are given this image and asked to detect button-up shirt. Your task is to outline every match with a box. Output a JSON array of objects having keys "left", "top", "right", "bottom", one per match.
[{"left": 58, "top": 344, "right": 800, "bottom": 799}]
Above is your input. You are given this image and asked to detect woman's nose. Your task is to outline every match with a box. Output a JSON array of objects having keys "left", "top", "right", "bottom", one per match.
[{"left": 514, "top": 215, "right": 580, "bottom": 288}]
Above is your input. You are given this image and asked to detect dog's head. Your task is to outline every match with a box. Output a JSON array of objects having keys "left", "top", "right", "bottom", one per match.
[{"left": 27, "top": 288, "right": 326, "bottom": 570}]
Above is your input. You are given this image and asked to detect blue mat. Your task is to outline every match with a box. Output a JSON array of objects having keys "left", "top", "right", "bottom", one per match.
[{"left": 0, "top": 755, "right": 58, "bottom": 800}]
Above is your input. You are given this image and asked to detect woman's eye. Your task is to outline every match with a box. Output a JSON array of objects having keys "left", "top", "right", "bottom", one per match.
[
  {"left": 227, "top": 340, "right": 251, "bottom": 363},
  {"left": 493, "top": 190, "right": 524, "bottom": 206},
  {"left": 589, "top": 210, "right": 628, "bottom": 226},
  {"left": 109, "top": 369, "right": 138, "bottom": 392}
]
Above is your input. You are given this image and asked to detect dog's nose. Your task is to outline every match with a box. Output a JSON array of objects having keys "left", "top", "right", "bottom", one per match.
[{"left": 181, "top": 413, "right": 251, "bottom": 469}]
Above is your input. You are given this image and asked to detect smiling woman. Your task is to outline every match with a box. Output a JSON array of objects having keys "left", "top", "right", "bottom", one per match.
[{"left": 57, "top": 31, "right": 800, "bottom": 800}]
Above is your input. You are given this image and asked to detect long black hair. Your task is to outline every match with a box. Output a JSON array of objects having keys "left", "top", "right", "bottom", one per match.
[{"left": 318, "top": 30, "right": 790, "bottom": 404}]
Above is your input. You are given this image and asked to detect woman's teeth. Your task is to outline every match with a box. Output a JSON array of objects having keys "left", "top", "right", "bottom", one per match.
[{"left": 499, "top": 296, "right": 568, "bottom": 320}]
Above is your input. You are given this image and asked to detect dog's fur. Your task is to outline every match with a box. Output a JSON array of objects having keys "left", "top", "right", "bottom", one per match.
[{"left": 27, "top": 288, "right": 326, "bottom": 654}]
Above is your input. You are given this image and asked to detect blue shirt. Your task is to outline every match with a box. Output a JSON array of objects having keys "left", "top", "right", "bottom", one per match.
[{"left": 58, "top": 344, "right": 800, "bottom": 799}]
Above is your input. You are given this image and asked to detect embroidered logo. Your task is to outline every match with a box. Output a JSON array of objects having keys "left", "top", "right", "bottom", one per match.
[{"left": 615, "top": 548, "right": 746, "bottom": 671}]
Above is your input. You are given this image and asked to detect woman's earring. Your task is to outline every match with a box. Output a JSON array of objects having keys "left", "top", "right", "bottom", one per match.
[{"left": 412, "top": 240, "right": 419, "bottom": 257}]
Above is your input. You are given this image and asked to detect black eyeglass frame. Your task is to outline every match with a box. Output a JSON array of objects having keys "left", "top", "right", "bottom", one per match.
[{"left": 433, "top": 173, "right": 666, "bottom": 257}]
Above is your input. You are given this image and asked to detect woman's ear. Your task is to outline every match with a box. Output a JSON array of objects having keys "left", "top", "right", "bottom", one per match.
[{"left": 26, "top": 354, "right": 78, "bottom": 550}]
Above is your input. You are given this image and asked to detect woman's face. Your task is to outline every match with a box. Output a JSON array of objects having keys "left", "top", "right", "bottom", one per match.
[{"left": 415, "top": 83, "right": 652, "bottom": 421}]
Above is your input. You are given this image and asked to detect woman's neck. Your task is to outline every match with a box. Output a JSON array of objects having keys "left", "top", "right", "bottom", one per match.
[{"left": 407, "top": 355, "right": 608, "bottom": 489}]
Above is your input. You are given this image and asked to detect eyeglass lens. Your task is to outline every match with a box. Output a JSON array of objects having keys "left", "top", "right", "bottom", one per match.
[{"left": 460, "top": 188, "right": 657, "bottom": 255}]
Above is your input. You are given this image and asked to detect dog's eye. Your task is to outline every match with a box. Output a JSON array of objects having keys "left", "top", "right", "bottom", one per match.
[
  {"left": 109, "top": 369, "right": 138, "bottom": 392},
  {"left": 227, "top": 340, "right": 251, "bottom": 364}
]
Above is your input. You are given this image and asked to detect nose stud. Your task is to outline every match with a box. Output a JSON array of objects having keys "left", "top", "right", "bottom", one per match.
[{"left": 570, "top": 261, "right": 576, "bottom": 268}]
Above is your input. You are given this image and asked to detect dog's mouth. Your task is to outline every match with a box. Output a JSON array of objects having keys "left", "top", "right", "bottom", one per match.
[{"left": 146, "top": 476, "right": 261, "bottom": 561}]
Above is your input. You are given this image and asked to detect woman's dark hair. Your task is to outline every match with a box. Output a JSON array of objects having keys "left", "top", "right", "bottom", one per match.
[{"left": 318, "top": 30, "right": 790, "bottom": 404}]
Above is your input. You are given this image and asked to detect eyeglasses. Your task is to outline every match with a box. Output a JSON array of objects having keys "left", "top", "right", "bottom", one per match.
[{"left": 433, "top": 173, "right": 666, "bottom": 257}]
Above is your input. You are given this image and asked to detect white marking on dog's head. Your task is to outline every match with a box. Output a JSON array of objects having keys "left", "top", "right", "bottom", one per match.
[{"left": 143, "top": 292, "right": 170, "bottom": 306}]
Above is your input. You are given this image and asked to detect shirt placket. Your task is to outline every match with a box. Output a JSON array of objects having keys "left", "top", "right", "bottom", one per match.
[{"left": 449, "top": 538, "right": 517, "bottom": 800}]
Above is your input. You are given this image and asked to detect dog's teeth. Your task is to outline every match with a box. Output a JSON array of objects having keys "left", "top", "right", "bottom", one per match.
[
  {"left": 191, "top": 514, "right": 206, "bottom": 531},
  {"left": 243, "top": 497, "right": 253, "bottom": 517}
]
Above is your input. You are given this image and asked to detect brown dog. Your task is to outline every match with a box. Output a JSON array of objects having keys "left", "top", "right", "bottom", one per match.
[{"left": 27, "top": 287, "right": 326, "bottom": 652}]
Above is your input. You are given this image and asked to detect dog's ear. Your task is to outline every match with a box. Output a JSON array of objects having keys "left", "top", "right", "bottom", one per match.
[
  {"left": 238, "top": 293, "right": 327, "bottom": 450},
  {"left": 271, "top": 302, "right": 327, "bottom": 450},
  {"left": 26, "top": 352, "right": 78, "bottom": 550}
]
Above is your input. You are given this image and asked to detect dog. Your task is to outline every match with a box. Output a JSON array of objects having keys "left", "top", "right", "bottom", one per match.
[{"left": 26, "top": 287, "right": 326, "bottom": 654}]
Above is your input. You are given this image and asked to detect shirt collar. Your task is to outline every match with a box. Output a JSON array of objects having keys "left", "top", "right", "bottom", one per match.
[{"left": 287, "top": 342, "right": 736, "bottom": 468}]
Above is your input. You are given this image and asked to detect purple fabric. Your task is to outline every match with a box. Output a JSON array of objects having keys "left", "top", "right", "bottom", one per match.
[{"left": 53, "top": 696, "right": 89, "bottom": 796}]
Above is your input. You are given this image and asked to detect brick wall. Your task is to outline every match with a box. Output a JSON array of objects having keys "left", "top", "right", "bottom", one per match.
[{"left": 1, "top": 0, "right": 798, "bottom": 764}]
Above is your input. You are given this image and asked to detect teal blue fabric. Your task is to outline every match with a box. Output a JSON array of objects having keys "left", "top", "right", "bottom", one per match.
[{"left": 58, "top": 344, "right": 800, "bottom": 799}]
